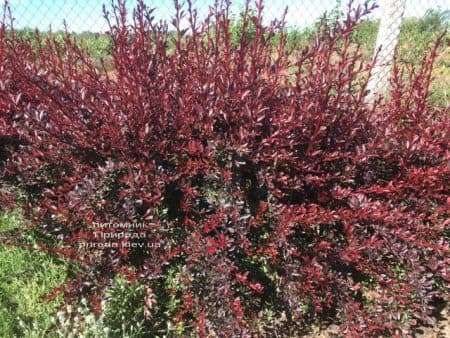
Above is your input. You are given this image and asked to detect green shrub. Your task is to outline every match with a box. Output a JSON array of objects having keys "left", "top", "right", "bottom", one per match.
[
  {"left": 398, "top": 9, "right": 450, "bottom": 64},
  {"left": 77, "top": 32, "right": 113, "bottom": 60},
  {"left": 351, "top": 19, "right": 379, "bottom": 53}
]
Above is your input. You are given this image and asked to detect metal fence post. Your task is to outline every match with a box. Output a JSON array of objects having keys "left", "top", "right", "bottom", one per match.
[{"left": 366, "top": 0, "right": 406, "bottom": 102}]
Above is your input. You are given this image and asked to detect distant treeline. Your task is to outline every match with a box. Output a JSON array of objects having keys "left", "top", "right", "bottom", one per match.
[{"left": 12, "top": 9, "right": 449, "bottom": 64}]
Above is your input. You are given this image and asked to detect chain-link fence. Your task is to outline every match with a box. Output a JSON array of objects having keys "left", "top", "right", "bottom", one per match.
[
  {"left": 5, "top": 1, "right": 448, "bottom": 33},
  {"left": 3, "top": 0, "right": 450, "bottom": 97}
]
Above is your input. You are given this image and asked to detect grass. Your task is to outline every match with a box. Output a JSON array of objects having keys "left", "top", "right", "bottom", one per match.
[
  {"left": 0, "top": 209, "right": 22, "bottom": 233},
  {"left": 0, "top": 210, "right": 152, "bottom": 338},
  {"left": 0, "top": 210, "right": 67, "bottom": 338}
]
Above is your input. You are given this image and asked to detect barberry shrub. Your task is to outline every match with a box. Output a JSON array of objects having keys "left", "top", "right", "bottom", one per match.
[{"left": 1, "top": 0, "right": 449, "bottom": 336}]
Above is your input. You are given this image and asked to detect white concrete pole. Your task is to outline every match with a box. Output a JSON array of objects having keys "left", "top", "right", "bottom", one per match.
[{"left": 366, "top": 0, "right": 406, "bottom": 101}]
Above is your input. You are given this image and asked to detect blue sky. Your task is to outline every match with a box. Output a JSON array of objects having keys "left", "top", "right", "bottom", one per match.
[{"left": 5, "top": 0, "right": 450, "bottom": 32}]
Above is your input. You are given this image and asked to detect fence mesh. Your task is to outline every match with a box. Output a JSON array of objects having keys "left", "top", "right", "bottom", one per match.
[
  {"left": 5, "top": 1, "right": 448, "bottom": 33},
  {"left": 3, "top": 0, "right": 450, "bottom": 96},
  {"left": 367, "top": 0, "right": 406, "bottom": 98}
]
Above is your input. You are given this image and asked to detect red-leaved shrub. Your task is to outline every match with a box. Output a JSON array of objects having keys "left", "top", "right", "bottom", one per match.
[{"left": 0, "top": 0, "right": 448, "bottom": 336}]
